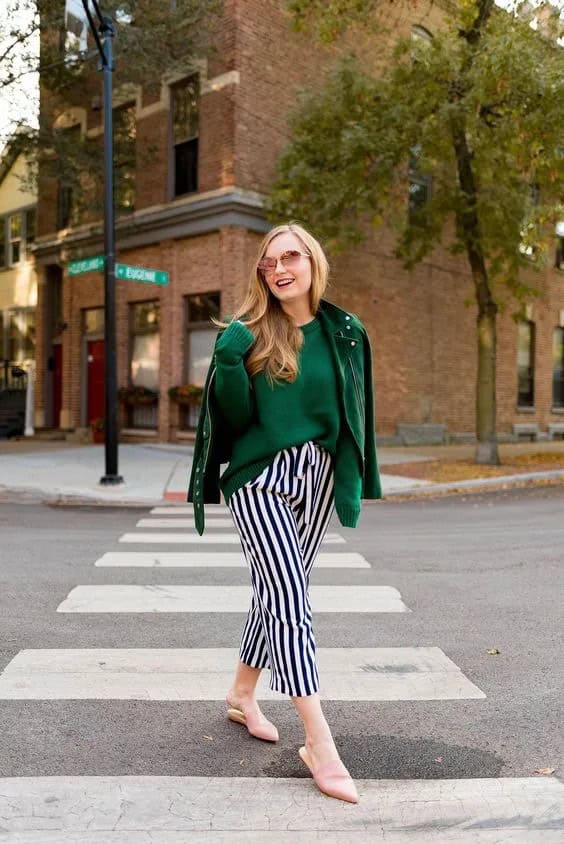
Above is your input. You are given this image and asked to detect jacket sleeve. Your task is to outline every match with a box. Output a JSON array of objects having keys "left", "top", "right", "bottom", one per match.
[
  {"left": 213, "top": 319, "right": 256, "bottom": 432},
  {"left": 361, "top": 327, "right": 383, "bottom": 499}
]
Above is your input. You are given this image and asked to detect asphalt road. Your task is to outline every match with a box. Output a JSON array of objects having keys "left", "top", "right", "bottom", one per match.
[{"left": 0, "top": 484, "right": 562, "bottom": 784}]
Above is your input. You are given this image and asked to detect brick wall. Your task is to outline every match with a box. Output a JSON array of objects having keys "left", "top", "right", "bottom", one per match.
[{"left": 32, "top": 0, "right": 564, "bottom": 443}]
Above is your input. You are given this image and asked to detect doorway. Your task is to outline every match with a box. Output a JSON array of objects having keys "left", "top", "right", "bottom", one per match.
[{"left": 87, "top": 339, "right": 105, "bottom": 424}]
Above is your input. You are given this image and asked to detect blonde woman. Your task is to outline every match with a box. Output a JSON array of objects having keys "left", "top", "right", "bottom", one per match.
[{"left": 188, "top": 222, "right": 382, "bottom": 803}]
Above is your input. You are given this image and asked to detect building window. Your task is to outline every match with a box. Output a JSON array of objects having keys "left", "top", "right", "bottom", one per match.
[
  {"left": 129, "top": 301, "right": 160, "bottom": 428},
  {"left": 182, "top": 292, "right": 220, "bottom": 429},
  {"left": 517, "top": 320, "right": 535, "bottom": 408},
  {"left": 56, "top": 125, "right": 81, "bottom": 229},
  {"left": 408, "top": 144, "right": 431, "bottom": 222},
  {"left": 553, "top": 327, "right": 564, "bottom": 408},
  {"left": 114, "top": 103, "right": 136, "bottom": 213},
  {"left": 556, "top": 222, "right": 564, "bottom": 269},
  {"left": 6, "top": 308, "right": 35, "bottom": 363},
  {"left": 0, "top": 219, "right": 5, "bottom": 268},
  {"left": 57, "top": 183, "right": 74, "bottom": 230},
  {"left": 25, "top": 208, "right": 36, "bottom": 248},
  {"left": 557, "top": 237, "right": 564, "bottom": 270},
  {"left": 172, "top": 75, "right": 199, "bottom": 197},
  {"left": 8, "top": 214, "right": 22, "bottom": 265}
]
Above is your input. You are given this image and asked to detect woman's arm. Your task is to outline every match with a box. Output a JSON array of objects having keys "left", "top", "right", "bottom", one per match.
[{"left": 213, "top": 320, "right": 256, "bottom": 432}]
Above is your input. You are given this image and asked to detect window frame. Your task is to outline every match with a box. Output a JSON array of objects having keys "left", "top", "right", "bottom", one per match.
[
  {"left": 0, "top": 217, "right": 6, "bottom": 269},
  {"left": 128, "top": 299, "right": 161, "bottom": 388},
  {"left": 114, "top": 101, "right": 137, "bottom": 214},
  {"left": 8, "top": 213, "right": 22, "bottom": 266},
  {"left": 553, "top": 326, "right": 564, "bottom": 409},
  {"left": 170, "top": 74, "right": 200, "bottom": 199},
  {"left": 183, "top": 291, "right": 221, "bottom": 381},
  {"left": 516, "top": 319, "right": 536, "bottom": 409}
]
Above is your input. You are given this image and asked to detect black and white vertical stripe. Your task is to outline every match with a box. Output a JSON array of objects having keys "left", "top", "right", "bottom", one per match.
[{"left": 228, "top": 440, "right": 335, "bottom": 696}]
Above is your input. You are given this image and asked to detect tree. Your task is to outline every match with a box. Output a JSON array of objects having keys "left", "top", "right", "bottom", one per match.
[
  {"left": 267, "top": 0, "right": 564, "bottom": 464},
  {"left": 0, "top": 0, "right": 222, "bottom": 213}
]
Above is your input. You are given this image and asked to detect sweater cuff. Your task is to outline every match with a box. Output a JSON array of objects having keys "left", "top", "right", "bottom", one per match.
[
  {"left": 334, "top": 501, "right": 360, "bottom": 529},
  {"left": 215, "top": 320, "right": 255, "bottom": 363}
]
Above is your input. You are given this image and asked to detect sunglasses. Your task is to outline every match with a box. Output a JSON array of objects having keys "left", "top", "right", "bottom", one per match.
[{"left": 257, "top": 250, "right": 311, "bottom": 275}]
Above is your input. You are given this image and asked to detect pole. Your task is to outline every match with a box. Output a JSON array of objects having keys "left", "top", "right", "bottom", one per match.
[{"left": 98, "top": 15, "right": 123, "bottom": 485}]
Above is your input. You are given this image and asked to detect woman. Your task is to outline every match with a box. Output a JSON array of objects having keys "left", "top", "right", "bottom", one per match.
[{"left": 187, "top": 222, "right": 382, "bottom": 803}]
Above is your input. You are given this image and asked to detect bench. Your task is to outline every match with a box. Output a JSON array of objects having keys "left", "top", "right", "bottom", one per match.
[{"left": 512, "top": 423, "right": 539, "bottom": 441}]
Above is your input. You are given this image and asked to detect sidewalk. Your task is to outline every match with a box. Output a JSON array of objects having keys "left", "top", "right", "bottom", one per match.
[{"left": 1, "top": 438, "right": 564, "bottom": 506}]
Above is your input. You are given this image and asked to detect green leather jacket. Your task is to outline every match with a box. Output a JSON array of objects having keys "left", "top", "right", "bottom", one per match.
[{"left": 187, "top": 298, "right": 382, "bottom": 534}]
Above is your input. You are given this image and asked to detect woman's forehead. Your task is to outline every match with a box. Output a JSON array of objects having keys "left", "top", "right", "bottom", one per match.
[{"left": 264, "top": 232, "right": 303, "bottom": 257}]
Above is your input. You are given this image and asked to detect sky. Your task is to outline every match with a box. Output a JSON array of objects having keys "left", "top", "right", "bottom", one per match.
[{"left": 0, "top": 0, "right": 562, "bottom": 157}]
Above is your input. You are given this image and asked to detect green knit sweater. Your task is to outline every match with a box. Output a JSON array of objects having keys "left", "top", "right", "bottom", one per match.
[
  {"left": 215, "top": 318, "right": 340, "bottom": 501},
  {"left": 213, "top": 316, "right": 363, "bottom": 526}
]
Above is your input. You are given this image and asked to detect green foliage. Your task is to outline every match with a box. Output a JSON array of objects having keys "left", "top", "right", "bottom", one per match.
[
  {"left": 270, "top": 0, "right": 564, "bottom": 307},
  {"left": 1, "top": 0, "right": 222, "bottom": 213},
  {"left": 287, "top": 0, "right": 411, "bottom": 43}
]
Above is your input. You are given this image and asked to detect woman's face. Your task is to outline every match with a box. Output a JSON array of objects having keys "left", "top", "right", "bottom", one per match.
[{"left": 260, "top": 232, "right": 312, "bottom": 308}]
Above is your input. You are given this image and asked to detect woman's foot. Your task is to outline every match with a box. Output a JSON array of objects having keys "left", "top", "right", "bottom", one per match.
[
  {"left": 299, "top": 739, "right": 358, "bottom": 803},
  {"left": 225, "top": 693, "right": 279, "bottom": 742}
]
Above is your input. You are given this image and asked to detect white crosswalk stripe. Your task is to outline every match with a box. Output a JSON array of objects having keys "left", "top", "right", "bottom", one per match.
[
  {"left": 119, "top": 532, "right": 346, "bottom": 544},
  {"left": 0, "top": 647, "right": 484, "bottom": 700},
  {"left": 0, "top": 775, "right": 562, "bottom": 842},
  {"left": 56, "top": 585, "right": 410, "bottom": 613},
  {"left": 151, "top": 506, "right": 229, "bottom": 514},
  {"left": 137, "top": 517, "right": 235, "bottom": 528},
  {"left": 95, "top": 551, "right": 371, "bottom": 568}
]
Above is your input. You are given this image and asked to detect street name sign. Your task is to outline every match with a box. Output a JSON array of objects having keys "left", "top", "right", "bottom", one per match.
[
  {"left": 116, "top": 263, "right": 169, "bottom": 285},
  {"left": 68, "top": 255, "right": 105, "bottom": 275}
]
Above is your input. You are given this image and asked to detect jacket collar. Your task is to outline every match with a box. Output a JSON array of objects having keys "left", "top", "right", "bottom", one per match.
[{"left": 317, "top": 298, "right": 357, "bottom": 334}]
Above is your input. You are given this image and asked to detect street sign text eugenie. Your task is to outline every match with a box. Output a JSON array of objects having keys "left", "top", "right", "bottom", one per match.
[{"left": 116, "top": 263, "right": 169, "bottom": 285}]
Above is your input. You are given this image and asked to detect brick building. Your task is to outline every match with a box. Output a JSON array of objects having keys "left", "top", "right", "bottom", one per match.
[{"left": 31, "top": 0, "right": 564, "bottom": 445}]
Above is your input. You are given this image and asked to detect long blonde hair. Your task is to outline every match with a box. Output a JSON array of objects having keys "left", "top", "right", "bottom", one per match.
[{"left": 213, "top": 222, "right": 330, "bottom": 385}]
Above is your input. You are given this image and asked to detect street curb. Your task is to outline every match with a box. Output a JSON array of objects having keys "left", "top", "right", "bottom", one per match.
[
  {"left": 0, "top": 486, "right": 165, "bottom": 508},
  {"left": 1, "top": 468, "right": 564, "bottom": 508},
  {"left": 380, "top": 468, "right": 564, "bottom": 499}
]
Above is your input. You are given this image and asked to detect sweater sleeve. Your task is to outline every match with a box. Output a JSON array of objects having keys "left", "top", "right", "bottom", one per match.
[
  {"left": 214, "top": 320, "right": 256, "bottom": 432},
  {"left": 333, "top": 424, "right": 362, "bottom": 528}
]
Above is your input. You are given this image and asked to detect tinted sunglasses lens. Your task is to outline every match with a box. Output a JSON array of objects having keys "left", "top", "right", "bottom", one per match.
[
  {"left": 258, "top": 251, "right": 303, "bottom": 273},
  {"left": 282, "top": 251, "right": 302, "bottom": 268}
]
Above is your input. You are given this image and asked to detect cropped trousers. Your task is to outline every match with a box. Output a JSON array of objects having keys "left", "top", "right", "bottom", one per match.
[{"left": 228, "top": 440, "right": 335, "bottom": 697}]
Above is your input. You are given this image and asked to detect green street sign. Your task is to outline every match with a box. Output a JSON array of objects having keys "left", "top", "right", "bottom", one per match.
[
  {"left": 67, "top": 256, "right": 169, "bottom": 285},
  {"left": 116, "top": 263, "right": 169, "bottom": 285},
  {"left": 68, "top": 255, "right": 105, "bottom": 275}
]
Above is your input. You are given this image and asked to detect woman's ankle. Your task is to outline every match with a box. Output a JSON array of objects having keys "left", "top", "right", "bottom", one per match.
[{"left": 227, "top": 687, "right": 257, "bottom": 705}]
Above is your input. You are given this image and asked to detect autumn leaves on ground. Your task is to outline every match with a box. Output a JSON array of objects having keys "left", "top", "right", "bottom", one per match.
[{"left": 385, "top": 446, "right": 564, "bottom": 484}]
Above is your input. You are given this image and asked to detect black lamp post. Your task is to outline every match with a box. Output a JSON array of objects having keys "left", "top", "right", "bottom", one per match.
[{"left": 80, "top": 1, "right": 123, "bottom": 485}]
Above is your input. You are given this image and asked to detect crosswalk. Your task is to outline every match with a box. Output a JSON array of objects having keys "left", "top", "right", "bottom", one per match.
[{"left": 1, "top": 502, "right": 562, "bottom": 841}]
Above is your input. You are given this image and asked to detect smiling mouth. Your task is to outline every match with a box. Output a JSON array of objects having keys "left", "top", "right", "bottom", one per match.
[{"left": 276, "top": 279, "right": 294, "bottom": 288}]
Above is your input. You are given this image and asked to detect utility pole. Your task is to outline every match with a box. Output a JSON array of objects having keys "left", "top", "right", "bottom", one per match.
[{"left": 81, "top": 1, "right": 123, "bottom": 485}]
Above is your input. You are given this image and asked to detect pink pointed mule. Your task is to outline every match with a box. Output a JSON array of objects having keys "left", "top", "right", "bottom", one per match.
[
  {"left": 226, "top": 698, "right": 279, "bottom": 742},
  {"left": 298, "top": 745, "right": 359, "bottom": 803}
]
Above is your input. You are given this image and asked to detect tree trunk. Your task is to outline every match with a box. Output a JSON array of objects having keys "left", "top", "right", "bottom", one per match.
[
  {"left": 475, "top": 298, "right": 500, "bottom": 465},
  {"left": 449, "top": 110, "right": 500, "bottom": 466}
]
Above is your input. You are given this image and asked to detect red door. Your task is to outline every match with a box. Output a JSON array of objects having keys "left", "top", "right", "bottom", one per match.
[
  {"left": 87, "top": 339, "right": 105, "bottom": 425},
  {"left": 53, "top": 344, "right": 63, "bottom": 428}
]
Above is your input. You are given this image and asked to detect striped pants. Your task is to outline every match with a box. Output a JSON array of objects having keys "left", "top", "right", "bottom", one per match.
[{"left": 228, "top": 440, "right": 335, "bottom": 697}]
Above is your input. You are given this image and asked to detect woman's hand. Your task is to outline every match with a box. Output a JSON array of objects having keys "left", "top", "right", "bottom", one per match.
[{"left": 215, "top": 319, "right": 256, "bottom": 363}]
